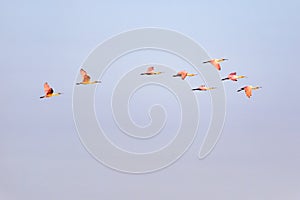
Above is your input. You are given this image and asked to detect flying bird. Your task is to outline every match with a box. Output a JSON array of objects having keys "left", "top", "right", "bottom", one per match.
[
  {"left": 192, "top": 85, "right": 216, "bottom": 91},
  {"left": 222, "top": 72, "right": 247, "bottom": 81},
  {"left": 237, "top": 85, "right": 262, "bottom": 98},
  {"left": 203, "top": 58, "right": 228, "bottom": 70},
  {"left": 76, "top": 69, "right": 101, "bottom": 85},
  {"left": 173, "top": 70, "right": 197, "bottom": 80},
  {"left": 140, "top": 66, "right": 162, "bottom": 75},
  {"left": 40, "top": 82, "right": 62, "bottom": 99}
]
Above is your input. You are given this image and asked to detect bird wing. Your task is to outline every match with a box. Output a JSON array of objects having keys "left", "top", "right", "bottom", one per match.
[
  {"left": 199, "top": 85, "right": 206, "bottom": 90},
  {"left": 147, "top": 67, "right": 154, "bottom": 73},
  {"left": 83, "top": 75, "right": 91, "bottom": 82},
  {"left": 245, "top": 87, "right": 252, "bottom": 98},
  {"left": 80, "top": 69, "right": 91, "bottom": 82},
  {"left": 176, "top": 71, "right": 186, "bottom": 79},
  {"left": 46, "top": 88, "right": 54, "bottom": 95},
  {"left": 212, "top": 60, "right": 221, "bottom": 70},
  {"left": 229, "top": 72, "right": 236, "bottom": 76},
  {"left": 80, "top": 69, "right": 88, "bottom": 76},
  {"left": 181, "top": 72, "right": 187, "bottom": 80},
  {"left": 44, "top": 82, "right": 53, "bottom": 94}
]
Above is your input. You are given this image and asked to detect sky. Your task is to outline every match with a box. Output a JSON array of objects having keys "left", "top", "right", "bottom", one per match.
[{"left": 1, "top": 0, "right": 300, "bottom": 199}]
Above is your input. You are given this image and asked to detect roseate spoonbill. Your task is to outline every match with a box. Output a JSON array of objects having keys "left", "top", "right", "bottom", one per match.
[
  {"left": 173, "top": 70, "right": 197, "bottom": 80},
  {"left": 222, "top": 72, "right": 247, "bottom": 81},
  {"left": 76, "top": 69, "right": 101, "bottom": 85},
  {"left": 203, "top": 58, "right": 228, "bottom": 70},
  {"left": 192, "top": 85, "right": 216, "bottom": 91},
  {"left": 237, "top": 85, "right": 261, "bottom": 98},
  {"left": 140, "top": 66, "right": 162, "bottom": 75},
  {"left": 40, "top": 82, "right": 62, "bottom": 98}
]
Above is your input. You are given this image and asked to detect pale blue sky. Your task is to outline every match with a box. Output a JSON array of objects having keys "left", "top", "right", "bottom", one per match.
[{"left": 1, "top": 0, "right": 300, "bottom": 199}]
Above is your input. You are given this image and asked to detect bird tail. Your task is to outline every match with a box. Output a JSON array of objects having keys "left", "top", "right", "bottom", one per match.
[
  {"left": 192, "top": 88, "right": 199, "bottom": 91},
  {"left": 221, "top": 78, "right": 229, "bottom": 81},
  {"left": 237, "top": 88, "right": 243, "bottom": 92},
  {"left": 203, "top": 61, "right": 209, "bottom": 64},
  {"left": 40, "top": 96, "right": 45, "bottom": 99},
  {"left": 173, "top": 74, "right": 180, "bottom": 77},
  {"left": 76, "top": 82, "right": 81, "bottom": 85}
]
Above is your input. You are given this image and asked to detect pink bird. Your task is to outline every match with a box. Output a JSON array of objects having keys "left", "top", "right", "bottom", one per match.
[
  {"left": 222, "top": 72, "right": 247, "bottom": 81},
  {"left": 237, "top": 85, "right": 261, "bottom": 98},
  {"left": 192, "top": 85, "right": 216, "bottom": 91},
  {"left": 140, "top": 66, "right": 162, "bottom": 75},
  {"left": 173, "top": 70, "right": 197, "bottom": 80},
  {"left": 40, "top": 82, "right": 62, "bottom": 99},
  {"left": 203, "top": 58, "right": 228, "bottom": 70},
  {"left": 76, "top": 68, "right": 101, "bottom": 85}
]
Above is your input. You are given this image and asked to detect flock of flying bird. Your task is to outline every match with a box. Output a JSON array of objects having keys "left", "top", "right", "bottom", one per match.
[
  {"left": 39, "top": 69, "right": 101, "bottom": 98},
  {"left": 139, "top": 59, "right": 261, "bottom": 97},
  {"left": 40, "top": 58, "right": 261, "bottom": 99}
]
